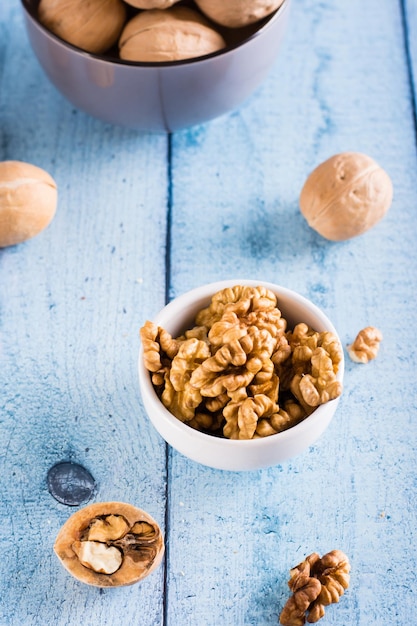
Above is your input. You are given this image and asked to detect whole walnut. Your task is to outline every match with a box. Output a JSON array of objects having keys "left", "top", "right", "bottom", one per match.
[
  {"left": 0, "top": 161, "right": 57, "bottom": 247},
  {"left": 38, "top": 0, "right": 127, "bottom": 54},
  {"left": 194, "top": 0, "right": 285, "bottom": 28},
  {"left": 119, "top": 6, "right": 226, "bottom": 62},
  {"left": 299, "top": 152, "right": 393, "bottom": 241}
]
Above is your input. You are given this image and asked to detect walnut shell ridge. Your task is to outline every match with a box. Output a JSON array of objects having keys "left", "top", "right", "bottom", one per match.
[{"left": 299, "top": 152, "right": 393, "bottom": 241}]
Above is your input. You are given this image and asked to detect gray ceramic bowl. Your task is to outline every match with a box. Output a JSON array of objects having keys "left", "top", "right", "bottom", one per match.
[{"left": 21, "top": 0, "right": 291, "bottom": 132}]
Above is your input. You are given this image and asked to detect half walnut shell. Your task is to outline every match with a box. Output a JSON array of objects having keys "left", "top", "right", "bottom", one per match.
[{"left": 54, "top": 501, "right": 164, "bottom": 587}]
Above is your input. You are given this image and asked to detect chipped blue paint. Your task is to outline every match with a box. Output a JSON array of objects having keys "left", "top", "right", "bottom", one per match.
[{"left": 1, "top": 0, "right": 417, "bottom": 624}]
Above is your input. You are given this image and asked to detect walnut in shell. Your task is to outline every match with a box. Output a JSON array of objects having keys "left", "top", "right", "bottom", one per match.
[
  {"left": 54, "top": 502, "right": 164, "bottom": 587},
  {"left": 0, "top": 161, "right": 57, "bottom": 247},
  {"left": 194, "top": 0, "right": 285, "bottom": 28},
  {"left": 38, "top": 0, "right": 127, "bottom": 54},
  {"left": 299, "top": 152, "right": 393, "bottom": 241},
  {"left": 119, "top": 6, "right": 226, "bottom": 62}
]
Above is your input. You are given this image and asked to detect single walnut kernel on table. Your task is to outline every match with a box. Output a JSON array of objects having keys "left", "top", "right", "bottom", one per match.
[
  {"left": 54, "top": 502, "right": 164, "bottom": 587},
  {"left": 347, "top": 326, "right": 383, "bottom": 363},
  {"left": 140, "top": 285, "right": 343, "bottom": 440},
  {"left": 279, "top": 550, "right": 350, "bottom": 625}
]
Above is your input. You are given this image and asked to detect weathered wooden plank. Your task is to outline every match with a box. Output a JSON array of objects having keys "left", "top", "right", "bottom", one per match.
[
  {"left": 165, "top": 1, "right": 417, "bottom": 625},
  {"left": 404, "top": 0, "right": 417, "bottom": 112},
  {"left": 2, "top": 0, "right": 417, "bottom": 623},
  {"left": 0, "top": 2, "right": 169, "bottom": 624}
]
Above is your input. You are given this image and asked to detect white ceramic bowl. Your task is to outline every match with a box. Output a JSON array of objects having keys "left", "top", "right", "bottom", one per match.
[{"left": 138, "top": 280, "right": 344, "bottom": 471}]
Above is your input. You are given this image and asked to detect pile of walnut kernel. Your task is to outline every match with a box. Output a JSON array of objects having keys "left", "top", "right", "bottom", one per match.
[
  {"left": 140, "top": 285, "right": 343, "bottom": 440},
  {"left": 279, "top": 550, "right": 351, "bottom": 625}
]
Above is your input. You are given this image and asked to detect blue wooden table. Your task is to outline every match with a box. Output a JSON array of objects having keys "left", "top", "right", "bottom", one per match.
[{"left": 1, "top": 1, "right": 417, "bottom": 624}]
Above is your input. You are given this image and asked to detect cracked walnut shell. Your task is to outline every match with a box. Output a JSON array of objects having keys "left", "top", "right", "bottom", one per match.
[
  {"left": 300, "top": 152, "right": 393, "bottom": 241},
  {"left": 54, "top": 502, "right": 164, "bottom": 587}
]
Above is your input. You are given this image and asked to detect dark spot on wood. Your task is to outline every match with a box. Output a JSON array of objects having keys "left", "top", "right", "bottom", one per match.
[{"left": 47, "top": 461, "right": 96, "bottom": 506}]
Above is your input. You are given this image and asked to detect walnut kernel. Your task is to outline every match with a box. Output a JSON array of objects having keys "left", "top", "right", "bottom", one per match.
[
  {"left": 347, "top": 326, "right": 382, "bottom": 363},
  {"left": 279, "top": 550, "right": 351, "bottom": 625},
  {"left": 72, "top": 541, "right": 122, "bottom": 575},
  {"left": 299, "top": 152, "right": 393, "bottom": 241}
]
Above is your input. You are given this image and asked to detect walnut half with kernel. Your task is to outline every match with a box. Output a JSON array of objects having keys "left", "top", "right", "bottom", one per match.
[{"left": 54, "top": 502, "right": 164, "bottom": 587}]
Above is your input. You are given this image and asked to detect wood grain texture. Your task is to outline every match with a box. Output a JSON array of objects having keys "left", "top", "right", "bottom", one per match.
[
  {"left": 166, "top": 0, "right": 417, "bottom": 625},
  {"left": 1, "top": 0, "right": 417, "bottom": 625},
  {"left": 1, "top": 3, "right": 168, "bottom": 625},
  {"left": 404, "top": 0, "right": 417, "bottom": 108}
]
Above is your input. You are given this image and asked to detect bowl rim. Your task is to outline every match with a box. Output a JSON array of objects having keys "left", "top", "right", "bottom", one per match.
[
  {"left": 138, "top": 279, "right": 344, "bottom": 449},
  {"left": 21, "top": 0, "right": 291, "bottom": 68}
]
